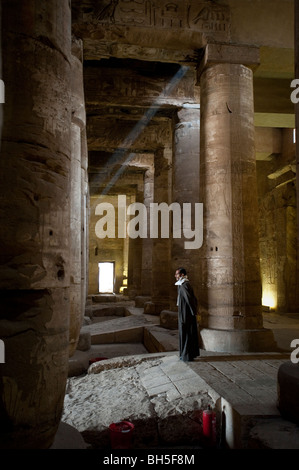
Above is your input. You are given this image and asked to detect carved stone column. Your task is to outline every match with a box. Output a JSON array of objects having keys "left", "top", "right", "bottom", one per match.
[
  {"left": 140, "top": 168, "right": 154, "bottom": 295},
  {"left": 69, "top": 39, "right": 86, "bottom": 357},
  {"left": 0, "top": 0, "right": 72, "bottom": 448},
  {"left": 170, "top": 105, "right": 201, "bottom": 310},
  {"left": 81, "top": 128, "right": 89, "bottom": 314},
  {"left": 144, "top": 147, "right": 172, "bottom": 314},
  {"left": 197, "top": 45, "right": 276, "bottom": 352},
  {"left": 127, "top": 191, "right": 143, "bottom": 298}
]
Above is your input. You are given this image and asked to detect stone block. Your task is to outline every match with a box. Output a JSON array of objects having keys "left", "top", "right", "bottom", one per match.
[
  {"left": 92, "top": 294, "right": 117, "bottom": 303},
  {"left": 84, "top": 306, "right": 93, "bottom": 318},
  {"left": 199, "top": 328, "right": 278, "bottom": 353},
  {"left": 68, "top": 350, "right": 89, "bottom": 377},
  {"left": 144, "top": 301, "right": 168, "bottom": 315},
  {"left": 160, "top": 310, "right": 178, "bottom": 330},
  {"left": 135, "top": 296, "right": 151, "bottom": 308},
  {"left": 77, "top": 331, "right": 91, "bottom": 351},
  {"left": 82, "top": 315, "right": 92, "bottom": 325}
]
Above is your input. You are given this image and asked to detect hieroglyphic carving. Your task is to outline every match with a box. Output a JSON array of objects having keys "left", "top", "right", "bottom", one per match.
[{"left": 93, "top": 0, "right": 230, "bottom": 39}]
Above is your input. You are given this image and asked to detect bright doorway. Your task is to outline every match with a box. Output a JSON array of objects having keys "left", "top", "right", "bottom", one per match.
[{"left": 98, "top": 262, "right": 114, "bottom": 293}]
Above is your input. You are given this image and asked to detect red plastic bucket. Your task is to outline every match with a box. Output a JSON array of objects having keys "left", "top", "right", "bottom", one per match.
[
  {"left": 202, "top": 408, "right": 217, "bottom": 446},
  {"left": 109, "top": 421, "right": 134, "bottom": 449}
]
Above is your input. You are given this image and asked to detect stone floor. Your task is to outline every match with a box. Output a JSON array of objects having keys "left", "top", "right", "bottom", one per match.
[{"left": 58, "top": 298, "right": 299, "bottom": 450}]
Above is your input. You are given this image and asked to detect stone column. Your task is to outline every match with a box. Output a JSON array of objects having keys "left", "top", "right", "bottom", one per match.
[
  {"left": 140, "top": 168, "right": 154, "bottom": 295},
  {"left": 170, "top": 105, "right": 201, "bottom": 309},
  {"left": 144, "top": 147, "right": 172, "bottom": 314},
  {"left": 69, "top": 39, "right": 86, "bottom": 356},
  {"left": 127, "top": 192, "right": 143, "bottom": 298},
  {"left": 81, "top": 128, "right": 89, "bottom": 313},
  {"left": 0, "top": 0, "right": 72, "bottom": 448},
  {"left": 197, "top": 45, "right": 276, "bottom": 352}
]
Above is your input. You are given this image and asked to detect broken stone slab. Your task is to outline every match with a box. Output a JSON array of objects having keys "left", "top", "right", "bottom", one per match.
[
  {"left": 63, "top": 359, "right": 161, "bottom": 448},
  {"left": 62, "top": 354, "right": 216, "bottom": 449},
  {"left": 160, "top": 310, "right": 178, "bottom": 330}
]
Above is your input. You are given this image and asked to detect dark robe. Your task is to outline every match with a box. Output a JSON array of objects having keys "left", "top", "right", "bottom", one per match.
[{"left": 177, "top": 279, "right": 200, "bottom": 361}]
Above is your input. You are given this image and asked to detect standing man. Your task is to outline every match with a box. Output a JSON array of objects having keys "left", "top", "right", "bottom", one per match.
[{"left": 175, "top": 268, "right": 200, "bottom": 361}]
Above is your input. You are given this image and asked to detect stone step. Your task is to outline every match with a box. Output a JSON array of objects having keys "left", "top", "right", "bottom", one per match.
[
  {"left": 90, "top": 294, "right": 130, "bottom": 303},
  {"left": 91, "top": 305, "right": 126, "bottom": 317},
  {"left": 144, "top": 326, "right": 179, "bottom": 353},
  {"left": 81, "top": 315, "right": 152, "bottom": 345}
]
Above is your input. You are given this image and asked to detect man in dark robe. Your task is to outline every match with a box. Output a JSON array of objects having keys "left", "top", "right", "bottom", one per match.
[{"left": 175, "top": 267, "right": 200, "bottom": 362}]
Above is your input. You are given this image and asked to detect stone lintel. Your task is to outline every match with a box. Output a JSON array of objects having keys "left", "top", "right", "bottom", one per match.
[
  {"left": 82, "top": 39, "right": 200, "bottom": 65},
  {"left": 197, "top": 43, "right": 260, "bottom": 82},
  {"left": 199, "top": 328, "right": 278, "bottom": 353}
]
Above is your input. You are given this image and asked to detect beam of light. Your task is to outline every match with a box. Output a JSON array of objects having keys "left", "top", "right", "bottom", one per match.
[{"left": 89, "top": 65, "right": 190, "bottom": 196}]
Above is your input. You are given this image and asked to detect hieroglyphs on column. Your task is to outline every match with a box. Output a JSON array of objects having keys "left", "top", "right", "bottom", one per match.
[{"left": 0, "top": 0, "right": 72, "bottom": 449}]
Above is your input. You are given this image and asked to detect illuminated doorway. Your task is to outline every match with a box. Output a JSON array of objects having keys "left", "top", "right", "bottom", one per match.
[{"left": 98, "top": 262, "right": 114, "bottom": 293}]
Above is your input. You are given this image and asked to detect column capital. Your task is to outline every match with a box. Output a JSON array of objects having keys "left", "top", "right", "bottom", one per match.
[{"left": 197, "top": 43, "right": 260, "bottom": 83}]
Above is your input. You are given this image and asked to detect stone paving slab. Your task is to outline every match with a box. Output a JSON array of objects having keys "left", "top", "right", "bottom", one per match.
[
  {"left": 81, "top": 315, "right": 152, "bottom": 344},
  {"left": 190, "top": 356, "right": 288, "bottom": 408}
]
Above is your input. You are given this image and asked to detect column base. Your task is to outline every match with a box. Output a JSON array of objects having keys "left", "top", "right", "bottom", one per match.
[{"left": 199, "top": 327, "right": 278, "bottom": 353}]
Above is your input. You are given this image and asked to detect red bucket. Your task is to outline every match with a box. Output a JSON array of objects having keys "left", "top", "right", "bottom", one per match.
[
  {"left": 202, "top": 407, "right": 217, "bottom": 446},
  {"left": 109, "top": 421, "right": 134, "bottom": 449}
]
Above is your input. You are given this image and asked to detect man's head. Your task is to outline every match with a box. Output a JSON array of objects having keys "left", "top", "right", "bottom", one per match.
[{"left": 175, "top": 267, "right": 187, "bottom": 281}]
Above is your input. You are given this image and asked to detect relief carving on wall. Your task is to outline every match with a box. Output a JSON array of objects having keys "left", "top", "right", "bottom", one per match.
[{"left": 93, "top": 0, "right": 230, "bottom": 38}]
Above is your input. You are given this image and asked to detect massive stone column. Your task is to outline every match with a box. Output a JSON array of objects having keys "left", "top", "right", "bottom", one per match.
[
  {"left": 69, "top": 38, "right": 86, "bottom": 357},
  {"left": 170, "top": 105, "right": 201, "bottom": 309},
  {"left": 197, "top": 45, "right": 276, "bottom": 352},
  {"left": 144, "top": 147, "right": 172, "bottom": 314},
  {"left": 140, "top": 168, "right": 154, "bottom": 295},
  {"left": 0, "top": 0, "right": 72, "bottom": 448},
  {"left": 127, "top": 191, "right": 143, "bottom": 298},
  {"left": 81, "top": 128, "right": 89, "bottom": 314}
]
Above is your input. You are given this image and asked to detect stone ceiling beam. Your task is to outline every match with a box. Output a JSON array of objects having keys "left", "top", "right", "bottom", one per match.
[
  {"left": 84, "top": 61, "right": 198, "bottom": 109},
  {"left": 87, "top": 116, "right": 171, "bottom": 151},
  {"left": 81, "top": 39, "right": 201, "bottom": 65}
]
